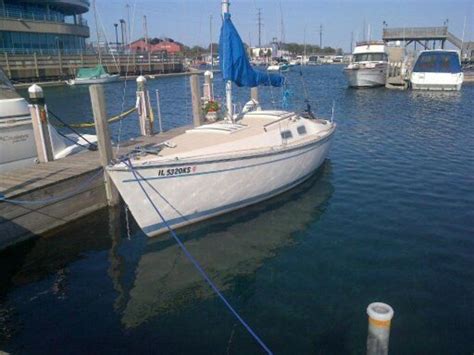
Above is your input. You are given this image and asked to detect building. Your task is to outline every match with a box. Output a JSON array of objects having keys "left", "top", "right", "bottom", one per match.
[
  {"left": 0, "top": 0, "right": 90, "bottom": 55},
  {"left": 249, "top": 47, "right": 273, "bottom": 58},
  {"left": 128, "top": 38, "right": 183, "bottom": 55}
]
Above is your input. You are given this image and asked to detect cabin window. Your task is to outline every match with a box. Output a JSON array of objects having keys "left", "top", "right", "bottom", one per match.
[
  {"left": 354, "top": 53, "right": 387, "bottom": 62},
  {"left": 297, "top": 126, "right": 307, "bottom": 135},
  {"left": 281, "top": 130, "right": 293, "bottom": 139}
]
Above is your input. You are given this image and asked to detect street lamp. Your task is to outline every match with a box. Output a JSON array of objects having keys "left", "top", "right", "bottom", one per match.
[
  {"left": 114, "top": 23, "right": 119, "bottom": 50},
  {"left": 119, "top": 19, "right": 126, "bottom": 52}
]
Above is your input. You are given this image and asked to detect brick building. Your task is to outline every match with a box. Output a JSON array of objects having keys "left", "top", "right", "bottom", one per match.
[{"left": 128, "top": 38, "right": 182, "bottom": 54}]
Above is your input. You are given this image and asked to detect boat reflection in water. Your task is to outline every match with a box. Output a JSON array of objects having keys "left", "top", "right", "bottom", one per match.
[{"left": 117, "top": 162, "right": 334, "bottom": 329}]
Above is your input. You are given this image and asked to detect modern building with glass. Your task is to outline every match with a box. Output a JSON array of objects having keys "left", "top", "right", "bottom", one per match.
[{"left": 0, "top": 0, "right": 90, "bottom": 55}]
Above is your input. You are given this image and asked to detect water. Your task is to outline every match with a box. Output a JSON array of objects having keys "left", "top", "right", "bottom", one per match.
[{"left": 3, "top": 66, "right": 473, "bottom": 354}]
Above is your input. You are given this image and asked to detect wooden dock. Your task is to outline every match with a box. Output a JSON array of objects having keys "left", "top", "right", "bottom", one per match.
[{"left": 0, "top": 126, "right": 190, "bottom": 251}]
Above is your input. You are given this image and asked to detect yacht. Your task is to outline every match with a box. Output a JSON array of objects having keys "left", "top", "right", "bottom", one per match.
[
  {"left": 0, "top": 68, "right": 97, "bottom": 173},
  {"left": 344, "top": 41, "right": 389, "bottom": 87},
  {"left": 410, "top": 50, "right": 463, "bottom": 91}
]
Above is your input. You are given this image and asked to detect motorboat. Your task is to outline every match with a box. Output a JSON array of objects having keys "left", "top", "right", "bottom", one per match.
[
  {"left": 107, "top": 1, "right": 336, "bottom": 237},
  {"left": 410, "top": 50, "right": 463, "bottom": 91},
  {"left": 0, "top": 68, "right": 97, "bottom": 173},
  {"left": 66, "top": 65, "right": 120, "bottom": 86},
  {"left": 267, "top": 62, "right": 289, "bottom": 72},
  {"left": 344, "top": 41, "right": 389, "bottom": 87}
]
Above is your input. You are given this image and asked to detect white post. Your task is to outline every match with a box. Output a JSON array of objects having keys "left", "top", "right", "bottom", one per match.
[
  {"left": 366, "top": 302, "right": 394, "bottom": 355},
  {"left": 251, "top": 87, "right": 259, "bottom": 102},
  {"left": 222, "top": 0, "right": 233, "bottom": 122},
  {"left": 203, "top": 70, "right": 213, "bottom": 101},
  {"left": 136, "top": 75, "right": 153, "bottom": 136},
  {"left": 28, "top": 84, "right": 54, "bottom": 163}
]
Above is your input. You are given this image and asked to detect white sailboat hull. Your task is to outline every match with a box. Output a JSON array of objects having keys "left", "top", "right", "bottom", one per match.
[
  {"left": 108, "top": 131, "right": 334, "bottom": 237},
  {"left": 344, "top": 67, "right": 387, "bottom": 87}
]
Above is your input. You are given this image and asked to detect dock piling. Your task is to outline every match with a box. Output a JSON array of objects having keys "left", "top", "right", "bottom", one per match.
[
  {"left": 89, "top": 84, "right": 120, "bottom": 207},
  {"left": 190, "top": 74, "right": 203, "bottom": 127},
  {"left": 28, "top": 84, "right": 54, "bottom": 163},
  {"left": 251, "top": 87, "right": 259, "bottom": 102},
  {"left": 203, "top": 70, "right": 213, "bottom": 101},
  {"left": 366, "top": 302, "right": 394, "bottom": 355},
  {"left": 136, "top": 75, "right": 154, "bottom": 136},
  {"left": 155, "top": 89, "right": 163, "bottom": 133}
]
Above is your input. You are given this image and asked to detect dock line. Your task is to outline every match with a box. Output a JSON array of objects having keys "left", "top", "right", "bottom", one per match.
[{"left": 123, "top": 158, "right": 273, "bottom": 355}]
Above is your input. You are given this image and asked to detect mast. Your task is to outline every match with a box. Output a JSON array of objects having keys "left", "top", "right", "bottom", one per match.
[
  {"left": 210, "top": 14, "right": 214, "bottom": 71},
  {"left": 303, "top": 26, "right": 307, "bottom": 66},
  {"left": 92, "top": 0, "right": 102, "bottom": 64},
  {"left": 222, "top": 0, "right": 233, "bottom": 121},
  {"left": 143, "top": 15, "right": 149, "bottom": 51}
]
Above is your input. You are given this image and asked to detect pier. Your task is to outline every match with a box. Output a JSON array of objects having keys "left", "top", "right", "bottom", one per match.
[
  {"left": 1, "top": 53, "right": 184, "bottom": 83},
  {"left": 0, "top": 125, "right": 190, "bottom": 251}
]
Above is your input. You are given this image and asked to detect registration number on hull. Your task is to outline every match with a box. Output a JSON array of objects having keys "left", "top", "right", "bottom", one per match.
[{"left": 157, "top": 166, "right": 196, "bottom": 177}]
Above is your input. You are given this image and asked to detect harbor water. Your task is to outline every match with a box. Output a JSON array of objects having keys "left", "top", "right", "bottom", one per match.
[{"left": 2, "top": 66, "right": 473, "bottom": 354}]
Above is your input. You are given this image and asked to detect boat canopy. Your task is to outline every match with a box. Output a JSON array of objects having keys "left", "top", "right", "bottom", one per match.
[
  {"left": 413, "top": 51, "right": 461, "bottom": 73},
  {"left": 219, "top": 13, "right": 284, "bottom": 87},
  {"left": 76, "top": 65, "right": 108, "bottom": 79}
]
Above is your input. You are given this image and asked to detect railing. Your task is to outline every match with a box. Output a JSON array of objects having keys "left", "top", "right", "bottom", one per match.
[
  {"left": 0, "top": 8, "right": 87, "bottom": 26},
  {"left": 383, "top": 27, "right": 449, "bottom": 39},
  {"left": 0, "top": 52, "right": 185, "bottom": 82}
]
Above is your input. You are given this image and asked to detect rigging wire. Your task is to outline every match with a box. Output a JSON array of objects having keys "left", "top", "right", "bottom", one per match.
[
  {"left": 47, "top": 109, "right": 97, "bottom": 150},
  {"left": 123, "top": 159, "right": 273, "bottom": 355}
]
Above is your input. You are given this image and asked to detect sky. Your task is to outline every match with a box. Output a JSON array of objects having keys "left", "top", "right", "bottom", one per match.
[{"left": 89, "top": 0, "right": 474, "bottom": 52}]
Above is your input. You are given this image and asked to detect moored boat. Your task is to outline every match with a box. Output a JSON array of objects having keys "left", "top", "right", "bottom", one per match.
[
  {"left": 410, "top": 50, "right": 463, "bottom": 91},
  {"left": 0, "top": 67, "right": 97, "bottom": 172},
  {"left": 66, "top": 65, "right": 120, "bottom": 86},
  {"left": 344, "top": 41, "right": 388, "bottom": 87},
  {"left": 107, "top": 1, "right": 336, "bottom": 237}
]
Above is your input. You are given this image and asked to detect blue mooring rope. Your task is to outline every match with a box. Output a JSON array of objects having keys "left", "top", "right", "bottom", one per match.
[{"left": 124, "top": 159, "right": 273, "bottom": 355}]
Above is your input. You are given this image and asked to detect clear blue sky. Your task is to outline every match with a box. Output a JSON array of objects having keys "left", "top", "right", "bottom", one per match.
[{"left": 89, "top": 0, "right": 473, "bottom": 52}]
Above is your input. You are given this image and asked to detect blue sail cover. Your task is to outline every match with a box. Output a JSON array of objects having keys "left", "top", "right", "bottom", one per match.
[{"left": 219, "top": 13, "right": 284, "bottom": 87}]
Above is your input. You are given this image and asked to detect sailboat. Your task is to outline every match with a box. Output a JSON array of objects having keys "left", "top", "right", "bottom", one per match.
[
  {"left": 66, "top": 0, "right": 119, "bottom": 86},
  {"left": 66, "top": 65, "right": 119, "bottom": 86},
  {"left": 107, "top": 0, "right": 336, "bottom": 237}
]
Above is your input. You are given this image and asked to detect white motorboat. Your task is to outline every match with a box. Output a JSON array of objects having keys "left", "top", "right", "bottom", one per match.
[
  {"left": 0, "top": 68, "right": 97, "bottom": 173},
  {"left": 107, "top": 1, "right": 336, "bottom": 237},
  {"left": 66, "top": 65, "right": 120, "bottom": 86},
  {"left": 410, "top": 50, "right": 463, "bottom": 91},
  {"left": 267, "top": 62, "right": 289, "bottom": 72},
  {"left": 344, "top": 41, "right": 389, "bottom": 87}
]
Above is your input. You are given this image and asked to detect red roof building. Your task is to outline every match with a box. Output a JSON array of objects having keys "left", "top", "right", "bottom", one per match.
[{"left": 128, "top": 39, "right": 183, "bottom": 54}]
